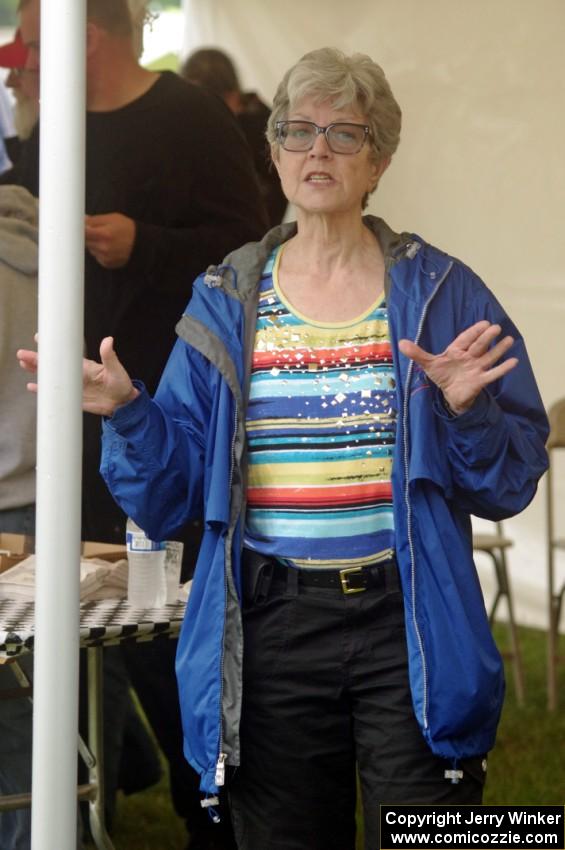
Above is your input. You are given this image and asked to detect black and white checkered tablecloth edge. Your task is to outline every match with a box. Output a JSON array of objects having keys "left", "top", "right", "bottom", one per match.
[{"left": 0, "top": 597, "right": 187, "bottom": 658}]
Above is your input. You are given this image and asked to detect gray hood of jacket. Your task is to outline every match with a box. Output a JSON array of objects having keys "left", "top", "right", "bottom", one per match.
[
  {"left": 0, "top": 185, "right": 39, "bottom": 511},
  {"left": 0, "top": 185, "right": 39, "bottom": 277}
]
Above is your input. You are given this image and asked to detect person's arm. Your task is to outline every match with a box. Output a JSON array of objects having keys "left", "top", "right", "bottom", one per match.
[
  {"left": 399, "top": 291, "right": 549, "bottom": 519},
  {"left": 433, "top": 353, "right": 548, "bottom": 519},
  {"left": 18, "top": 333, "right": 210, "bottom": 540},
  {"left": 84, "top": 213, "right": 136, "bottom": 270},
  {"left": 85, "top": 90, "right": 268, "bottom": 282},
  {"left": 100, "top": 336, "right": 211, "bottom": 541},
  {"left": 399, "top": 319, "right": 517, "bottom": 416},
  {"left": 17, "top": 336, "right": 138, "bottom": 416}
]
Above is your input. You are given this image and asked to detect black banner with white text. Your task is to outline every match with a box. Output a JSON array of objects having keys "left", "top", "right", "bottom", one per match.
[{"left": 380, "top": 805, "right": 564, "bottom": 849}]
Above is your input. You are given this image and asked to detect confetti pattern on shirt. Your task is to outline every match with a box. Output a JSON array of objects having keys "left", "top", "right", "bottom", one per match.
[{"left": 244, "top": 246, "right": 396, "bottom": 568}]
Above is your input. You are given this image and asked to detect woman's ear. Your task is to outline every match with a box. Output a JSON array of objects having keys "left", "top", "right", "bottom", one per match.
[
  {"left": 378, "top": 156, "right": 392, "bottom": 178},
  {"left": 86, "top": 22, "right": 100, "bottom": 58},
  {"left": 369, "top": 155, "right": 391, "bottom": 192},
  {"left": 270, "top": 143, "right": 281, "bottom": 173}
]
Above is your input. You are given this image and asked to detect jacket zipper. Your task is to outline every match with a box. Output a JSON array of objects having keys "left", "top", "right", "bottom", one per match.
[
  {"left": 215, "top": 403, "right": 240, "bottom": 786},
  {"left": 401, "top": 258, "right": 453, "bottom": 732},
  {"left": 215, "top": 751, "right": 227, "bottom": 786},
  {"left": 177, "top": 312, "right": 245, "bottom": 790}
]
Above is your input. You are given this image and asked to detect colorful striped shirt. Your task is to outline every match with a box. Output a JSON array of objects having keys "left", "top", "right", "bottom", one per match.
[{"left": 243, "top": 245, "right": 396, "bottom": 568}]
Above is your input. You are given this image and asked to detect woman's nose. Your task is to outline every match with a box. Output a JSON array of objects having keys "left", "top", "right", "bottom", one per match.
[{"left": 308, "top": 131, "right": 331, "bottom": 156}]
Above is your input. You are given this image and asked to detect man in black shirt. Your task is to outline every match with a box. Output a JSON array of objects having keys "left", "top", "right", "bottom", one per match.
[
  {"left": 9, "top": 0, "right": 267, "bottom": 546},
  {"left": 3, "top": 2, "right": 267, "bottom": 848}
]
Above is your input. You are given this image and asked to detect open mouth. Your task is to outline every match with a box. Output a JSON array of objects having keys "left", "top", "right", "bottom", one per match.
[{"left": 306, "top": 173, "right": 333, "bottom": 183}]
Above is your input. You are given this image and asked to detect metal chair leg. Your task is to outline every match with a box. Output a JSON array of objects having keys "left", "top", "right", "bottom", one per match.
[
  {"left": 497, "top": 552, "right": 525, "bottom": 705},
  {"left": 87, "top": 647, "right": 116, "bottom": 850},
  {"left": 485, "top": 550, "right": 525, "bottom": 705},
  {"left": 547, "top": 587, "right": 564, "bottom": 711}
]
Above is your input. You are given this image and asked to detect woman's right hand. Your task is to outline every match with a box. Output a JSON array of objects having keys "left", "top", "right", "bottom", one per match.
[{"left": 17, "top": 336, "right": 139, "bottom": 417}]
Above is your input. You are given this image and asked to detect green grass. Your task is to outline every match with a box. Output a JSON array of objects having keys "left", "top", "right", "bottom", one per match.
[
  {"left": 484, "top": 624, "right": 565, "bottom": 805},
  {"left": 144, "top": 51, "right": 180, "bottom": 73},
  {"left": 101, "top": 778, "right": 187, "bottom": 849},
  {"left": 88, "top": 625, "right": 565, "bottom": 849}
]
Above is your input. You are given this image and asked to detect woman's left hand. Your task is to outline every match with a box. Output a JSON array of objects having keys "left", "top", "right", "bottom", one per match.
[{"left": 398, "top": 320, "right": 518, "bottom": 416}]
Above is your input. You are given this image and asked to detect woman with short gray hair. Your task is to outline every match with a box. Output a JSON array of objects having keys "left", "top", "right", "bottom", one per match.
[
  {"left": 19, "top": 47, "right": 548, "bottom": 850},
  {"left": 268, "top": 46, "right": 401, "bottom": 158}
]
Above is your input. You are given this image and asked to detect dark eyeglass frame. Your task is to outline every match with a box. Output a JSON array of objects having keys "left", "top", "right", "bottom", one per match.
[{"left": 275, "top": 120, "right": 371, "bottom": 155}]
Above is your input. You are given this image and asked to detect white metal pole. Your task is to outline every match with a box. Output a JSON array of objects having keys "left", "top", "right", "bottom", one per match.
[{"left": 31, "top": 0, "right": 86, "bottom": 847}]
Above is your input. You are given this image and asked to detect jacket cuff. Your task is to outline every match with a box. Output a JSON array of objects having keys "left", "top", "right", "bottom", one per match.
[
  {"left": 433, "top": 389, "right": 498, "bottom": 429},
  {"left": 104, "top": 380, "right": 150, "bottom": 432}
]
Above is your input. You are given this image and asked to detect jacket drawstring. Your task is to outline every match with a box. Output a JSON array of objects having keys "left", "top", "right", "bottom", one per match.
[{"left": 444, "top": 759, "right": 463, "bottom": 784}]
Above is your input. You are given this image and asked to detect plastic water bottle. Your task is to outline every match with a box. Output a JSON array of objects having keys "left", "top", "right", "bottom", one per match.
[
  {"left": 164, "top": 540, "right": 184, "bottom": 604},
  {"left": 125, "top": 518, "right": 167, "bottom": 607}
]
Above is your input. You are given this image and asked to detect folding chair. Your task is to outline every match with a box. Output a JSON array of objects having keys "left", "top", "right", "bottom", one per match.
[
  {"left": 473, "top": 521, "right": 525, "bottom": 704},
  {"left": 546, "top": 397, "right": 565, "bottom": 710}
]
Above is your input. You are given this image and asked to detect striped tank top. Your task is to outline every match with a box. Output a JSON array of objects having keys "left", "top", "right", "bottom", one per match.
[{"left": 243, "top": 245, "right": 397, "bottom": 569}]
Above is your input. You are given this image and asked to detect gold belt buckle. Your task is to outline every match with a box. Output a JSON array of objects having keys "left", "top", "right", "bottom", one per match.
[{"left": 339, "top": 566, "right": 366, "bottom": 594}]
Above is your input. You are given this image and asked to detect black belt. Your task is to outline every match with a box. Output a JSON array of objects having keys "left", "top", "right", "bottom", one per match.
[{"left": 242, "top": 549, "right": 398, "bottom": 599}]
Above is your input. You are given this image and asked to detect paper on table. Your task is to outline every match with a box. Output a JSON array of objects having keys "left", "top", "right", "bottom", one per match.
[{"left": 0, "top": 555, "right": 129, "bottom": 601}]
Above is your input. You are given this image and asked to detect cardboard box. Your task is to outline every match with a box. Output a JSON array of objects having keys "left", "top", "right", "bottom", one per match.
[
  {"left": 82, "top": 541, "right": 127, "bottom": 563},
  {"left": 0, "top": 537, "right": 127, "bottom": 576},
  {"left": 0, "top": 533, "right": 29, "bottom": 574}
]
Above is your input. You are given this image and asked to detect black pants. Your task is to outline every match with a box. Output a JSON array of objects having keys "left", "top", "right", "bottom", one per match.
[{"left": 229, "top": 558, "right": 485, "bottom": 850}]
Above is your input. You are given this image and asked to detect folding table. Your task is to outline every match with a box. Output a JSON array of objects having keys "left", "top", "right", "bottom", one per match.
[{"left": 0, "top": 597, "right": 186, "bottom": 849}]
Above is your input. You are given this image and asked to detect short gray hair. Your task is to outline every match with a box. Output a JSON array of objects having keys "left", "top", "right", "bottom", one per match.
[{"left": 267, "top": 47, "right": 401, "bottom": 164}]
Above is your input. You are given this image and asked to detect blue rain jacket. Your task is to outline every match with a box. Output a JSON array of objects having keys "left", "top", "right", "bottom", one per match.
[{"left": 101, "top": 217, "right": 549, "bottom": 796}]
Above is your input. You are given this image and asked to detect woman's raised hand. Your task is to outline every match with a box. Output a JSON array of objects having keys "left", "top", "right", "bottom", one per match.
[
  {"left": 17, "top": 336, "right": 139, "bottom": 417},
  {"left": 398, "top": 320, "right": 518, "bottom": 415}
]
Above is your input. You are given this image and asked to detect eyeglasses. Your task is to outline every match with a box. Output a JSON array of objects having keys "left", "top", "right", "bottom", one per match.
[{"left": 275, "top": 120, "right": 370, "bottom": 155}]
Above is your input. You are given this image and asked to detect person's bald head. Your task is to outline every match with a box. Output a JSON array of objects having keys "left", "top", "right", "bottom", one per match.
[
  {"left": 19, "top": 0, "right": 134, "bottom": 75},
  {"left": 19, "top": 0, "right": 132, "bottom": 36}
]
